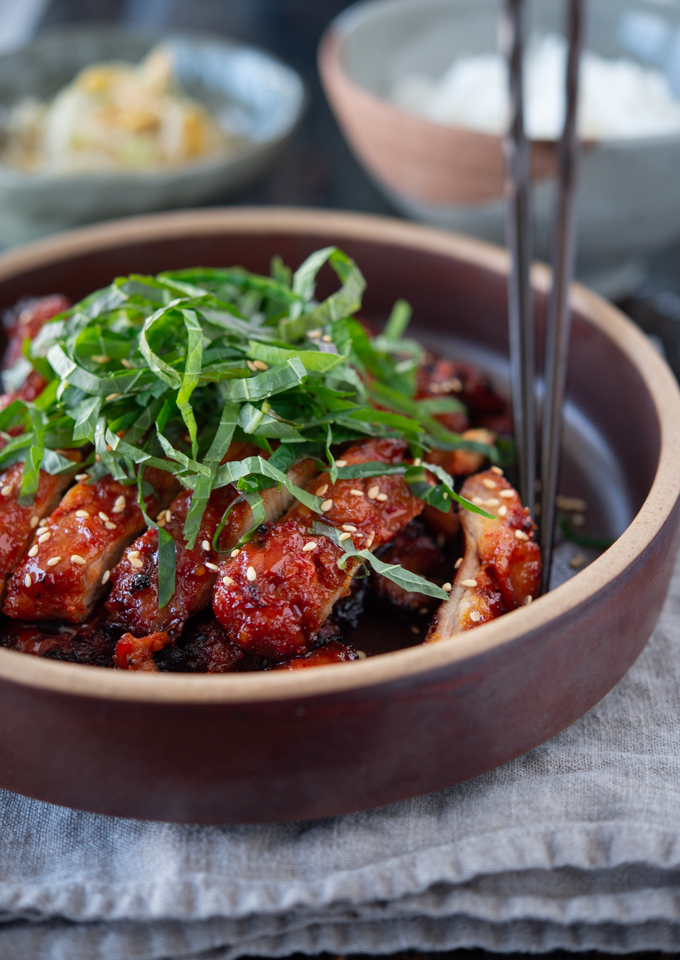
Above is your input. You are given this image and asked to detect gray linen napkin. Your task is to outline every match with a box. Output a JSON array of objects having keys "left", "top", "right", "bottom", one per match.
[{"left": 3, "top": 552, "right": 680, "bottom": 960}]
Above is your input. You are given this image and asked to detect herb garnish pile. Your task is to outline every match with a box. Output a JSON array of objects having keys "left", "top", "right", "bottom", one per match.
[{"left": 1, "top": 247, "right": 498, "bottom": 606}]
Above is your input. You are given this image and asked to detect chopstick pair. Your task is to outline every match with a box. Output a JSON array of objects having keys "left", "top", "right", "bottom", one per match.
[{"left": 501, "top": 0, "right": 586, "bottom": 594}]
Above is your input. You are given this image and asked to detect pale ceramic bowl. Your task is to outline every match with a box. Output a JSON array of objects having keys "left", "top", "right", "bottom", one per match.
[
  {"left": 0, "top": 26, "right": 305, "bottom": 246},
  {"left": 319, "top": 0, "right": 680, "bottom": 298}
]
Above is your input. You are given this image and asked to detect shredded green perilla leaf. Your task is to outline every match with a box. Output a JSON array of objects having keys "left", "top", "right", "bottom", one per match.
[{"left": 3, "top": 247, "right": 498, "bottom": 605}]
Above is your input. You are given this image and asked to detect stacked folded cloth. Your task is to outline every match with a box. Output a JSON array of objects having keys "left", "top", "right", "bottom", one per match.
[{"left": 3, "top": 553, "right": 680, "bottom": 960}]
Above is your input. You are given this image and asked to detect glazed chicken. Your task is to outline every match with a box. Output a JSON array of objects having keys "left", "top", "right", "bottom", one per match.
[
  {"left": 212, "top": 437, "right": 424, "bottom": 661},
  {"left": 4, "top": 469, "right": 177, "bottom": 622},
  {"left": 109, "top": 453, "right": 318, "bottom": 668},
  {"left": 0, "top": 461, "right": 77, "bottom": 601},
  {"left": 426, "top": 469, "right": 541, "bottom": 641},
  {"left": 0, "top": 287, "right": 541, "bottom": 673}
]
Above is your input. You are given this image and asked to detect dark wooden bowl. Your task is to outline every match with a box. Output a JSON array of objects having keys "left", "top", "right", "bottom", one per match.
[{"left": 0, "top": 208, "right": 678, "bottom": 824}]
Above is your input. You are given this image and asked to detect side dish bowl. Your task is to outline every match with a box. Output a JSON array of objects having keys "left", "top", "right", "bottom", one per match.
[
  {"left": 0, "top": 207, "right": 678, "bottom": 824},
  {"left": 0, "top": 27, "right": 304, "bottom": 246}
]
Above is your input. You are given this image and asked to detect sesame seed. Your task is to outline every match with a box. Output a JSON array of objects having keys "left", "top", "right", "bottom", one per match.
[
  {"left": 413, "top": 457, "right": 422, "bottom": 466},
  {"left": 349, "top": 489, "right": 363, "bottom": 497},
  {"left": 366, "top": 531, "right": 375, "bottom": 548},
  {"left": 71, "top": 554, "right": 86, "bottom": 565},
  {"left": 322, "top": 335, "right": 333, "bottom": 343},
  {"left": 308, "top": 329, "right": 321, "bottom": 339},
  {"left": 105, "top": 393, "right": 121, "bottom": 402},
  {"left": 461, "top": 578, "right": 478, "bottom": 588},
  {"left": 498, "top": 505, "right": 508, "bottom": 517},
  {"left": 30, "top": 516, "right": 39, "bottom": 529},
  {"left": 410, "top": 625, "right": 420, "bottom": 634},
  {"left": 98, "top": 512, "right": 109, "bottom": 521},
  {"left": 419, "top": 607, "right": 429, "bottom": 615},
  {"left": 339, "top": 532, "right": 352, "bottom": 542},
  {"left": 28, "top": 545, "right": 38, "bottom": 558},
  {"left": 335, "top": 460, "right": 347, "bottom": 467},
  {"left": 316, "top": 483, "right": 329, "bottom": 496},
  {"left": 38, "top": 518, "right": 48, "bottom": 528},
  {"left": 472, "top": 496, "right": 485, "bottom": 506},
  {"left": 121, "top": 358, "right": 133, "bottom": 369},
  {"left": 246, "top": 360, "right": 257, "bottom": 372},
  {"left": 91, "top": 354, "right": 110, "bottom": 364},
  {"left": 524, "top": 595, "right": 533, "bottom": 605},
  {"left": 442, "top": 581, "right": 452, "bottom": 591},
  {"left": 104, "top": 521, "right": 116, "bottom": 530},
  {"left": 367, "top": 485, "right": 380, "bottom": 500},
  {"left": 376, "top": 493, "right": 388, "bottom": 501},
  {"left": 470, "top": 611, "right": 482, "bottom": 623},
  {"left": 571, "top": 513, "right": 585, "bottom": 527},
  {"left": 222, "top": 576, "right": 235, "bottom": 587},
  {"left": 302, "top": 541, "right": 317, "bottom": 552},
  {"left": 482, "top": 478, "right": 497, "bottom": 490},
  {"left": 75, "top": 473, "right": 88, "bottom": 481},
  {"left": 320, "top": 499, "right": 334, "bottom": 512},
  {"left": 500, "top": 490, "right": 514, "bottom": 499},
  {"left": 485, "top": 498, "right": 500, "bottom": 507},
  {"left": 231, "top": 549, "right": 240, "bottom": 558},
  {"left": 195, "top": 566, "right": 206, "bottom": 576},
  {"left": 112, "top": 496, "right": 126, "bottom": 513},
  {"left": 443, "top": 492, "right": 449, "bottom": 500},
  {"left": 101, "top": 569, "right": 110, "bottom": 585},
  {"left": 201, "top": 540, "right": 210, "bottom": 551},
  {"left": 129, "top": 551, "right": 139, "bottom": 559},
  {"left": 1, "top": 485, "right": 13, "bottom": 496},
  {"left": 342, "top": 524, "right": 357, "bottom": 532},
  {"left": 38, "top": 532, "right": 50, "bottom": 543},
  {"left": 246, "top": 565, "right": 257, "bottom": 581},
  {"left": 252, "top": 360, "right": 269, "bottom": 371},
  {"left": 569, "top": 553, "right": 586, "bottom": 570},
  {"left": 130, "top": 558, "right": 144, "bottom": 569},
  {"left": 205, "top": 562, "right": 219, "bottom": 572},
  {"left": 491, "top": 466, "right": 504, "bottom": 475},
  {"left": 75, "top": 510, "right": 89, "bottom": 518},
  {"left": 515, "top": 530, "right": 529, "bottom": 541},
  {"left": 454, "top": 557, "right": 463, "bottom": 569},
  {"left": 356, "top": 649, "right": 367, "bottom": 659},
  {"left": 24, "top": 574, "right": 31, "bottom": 588},
  {"left": 47, "top": 556, "right": 60, "bottom": 567}
]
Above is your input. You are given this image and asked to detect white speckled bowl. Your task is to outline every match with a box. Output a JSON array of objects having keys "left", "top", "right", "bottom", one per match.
[{"left": 0, "top": 26, "right": 305, "bottom": 246}]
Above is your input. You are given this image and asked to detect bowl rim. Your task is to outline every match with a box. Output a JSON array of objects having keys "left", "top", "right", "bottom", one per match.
[
  {"left": 0, "top": 23, "right": 306, "bottom": 186},
  {"left": 0, "top": 205, "right": 677, "bottom": 704},
  {"left": 322, "top": 0, "right": 680, "bottom": 149}
]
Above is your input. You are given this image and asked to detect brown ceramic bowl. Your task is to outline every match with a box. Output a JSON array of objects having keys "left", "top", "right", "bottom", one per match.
[{"left": 0, "top": 207, "right": 678, "bottom": 824}]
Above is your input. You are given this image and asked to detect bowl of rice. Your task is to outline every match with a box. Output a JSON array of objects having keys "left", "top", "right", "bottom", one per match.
[{"left": 320, "top": 0, "right": 680, "bottom": 297}]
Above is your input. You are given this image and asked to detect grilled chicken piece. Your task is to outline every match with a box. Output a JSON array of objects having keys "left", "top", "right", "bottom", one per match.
[
  {"left": 116, "top": 614, "right": 247, "bottom": 673},
  {"left": 106, "top": 452, "right": 318, "bottom": 642},
  {"left": 0, "top": 461, "right": 78, "bottom": 601},
  {"left": 113, "top": 631, "right": 168, "bottom": 671},
  {"left": 371, "top": 519, "right": 444, "bottom": 611},
  {"left": 0, "top": 612, "right": 119, "bottom": 667},
  {"left": 416, "top": 355, "right": 507, "bottom": 425},
  {"left": 425, "top": 469, "right": 540, "bottom": 641},
  {"left": 4, "top": 471, "right": 176, "bottom": 622},
  {"left": 272, "top": 639, "right": 358, "bottom": 670},
  {"left": 213, "top": 438, "right": 424, "bottom": 661},
  {"left": 426, "top": 427, "right": 497, "bottom": 478},
  {"left": 2, "top": 294, "right": 71, "bottom": 370}
]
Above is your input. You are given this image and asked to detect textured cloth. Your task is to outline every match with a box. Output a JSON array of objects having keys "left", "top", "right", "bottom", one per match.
[{"left": 3, "top": 556, "right": 680, "bottom": 960}]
